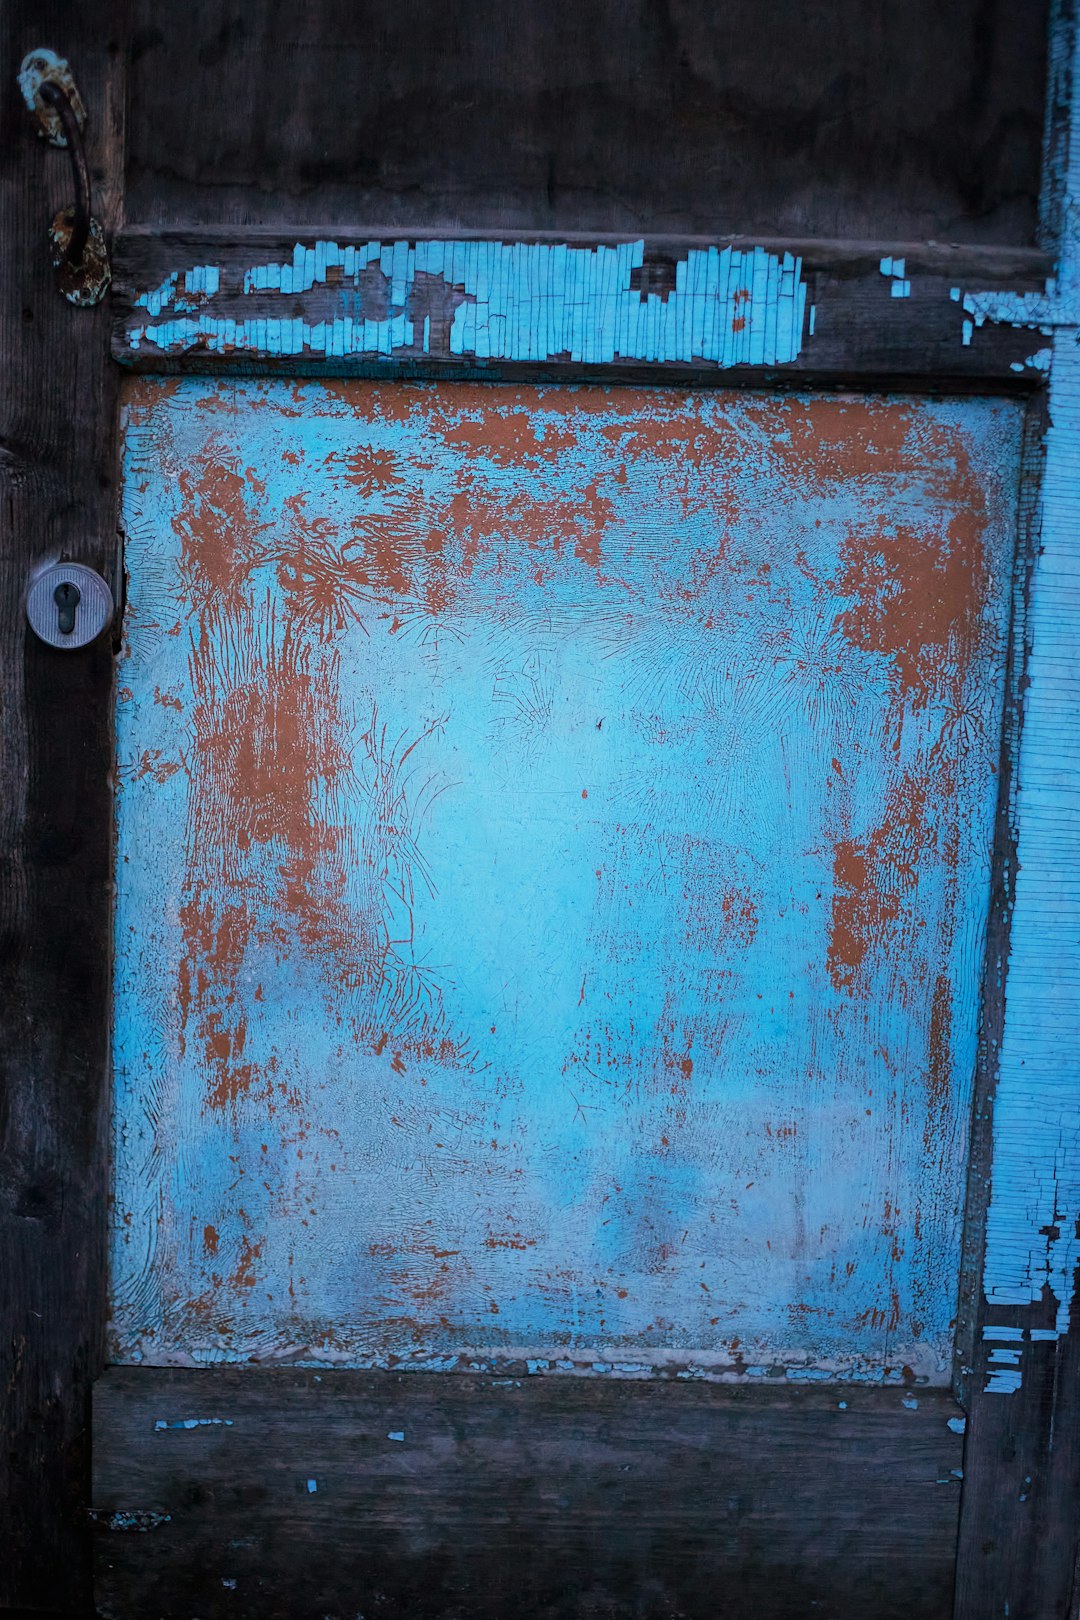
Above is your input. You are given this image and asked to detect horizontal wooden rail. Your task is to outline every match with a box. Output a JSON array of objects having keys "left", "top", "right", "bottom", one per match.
[
  {"left": 94, "top": 1365, "right": 965, "bottom": 1620},
  {"left": 111, "top": 229, "right": 1053, "bottom": 387}
]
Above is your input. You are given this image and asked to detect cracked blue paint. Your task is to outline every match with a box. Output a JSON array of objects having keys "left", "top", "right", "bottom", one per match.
[
  {"left": 959, "top": 20, "right": 1080, "bottom": 1394},
  {"left": 958, "top": 15, "right": 1080, "bottom": 1393},
  {"left": 124, "top": 239, "right": 808, "bottom": 367},
  {"left": 111, "top": 378, "right": 1020, "bottom": 1382}
]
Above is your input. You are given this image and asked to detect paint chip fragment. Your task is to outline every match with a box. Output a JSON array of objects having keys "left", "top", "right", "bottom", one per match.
[
  {"left": 154, "top": 1417, "right": 234, "bottom": 1430},
  {"left": 879, "top": 257, "right": 910, "bottom": 297}
]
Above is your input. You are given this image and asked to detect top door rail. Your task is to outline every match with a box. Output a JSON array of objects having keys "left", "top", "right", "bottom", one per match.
[{"left": 111, "top": 228, "right": 1053, "bottom": 389}]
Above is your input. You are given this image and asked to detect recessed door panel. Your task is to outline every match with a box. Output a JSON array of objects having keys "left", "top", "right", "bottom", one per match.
[{"left": 112, "top": 380, "right": 1020, "bottom": 1382}]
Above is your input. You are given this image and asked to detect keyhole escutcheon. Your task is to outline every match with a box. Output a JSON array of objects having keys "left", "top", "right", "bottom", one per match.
[{"left": 27, "top": 560, "right": 114, "bottom": 648}]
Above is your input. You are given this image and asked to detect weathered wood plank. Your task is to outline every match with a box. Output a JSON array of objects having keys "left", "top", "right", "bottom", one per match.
[
  {"left": 953, "top": 8, "right": 1080, "bottom": 1615},
  {"left": 123, "top": 0, "right": 1048, "bottom": 246},
  {"left": 93, "top": 1365, "right": 965, "bottom": 1620},
  {"left": 0, "top": 2, "right": 125, "bottom": 1609},
  {"left": 111, "top": 228, "right": 1051, "bottom": 384}
]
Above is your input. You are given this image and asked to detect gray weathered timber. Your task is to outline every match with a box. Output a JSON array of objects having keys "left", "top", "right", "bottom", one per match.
[
  {"left": 94, "top": 1366, "right": 965, "bottom": 1620},
  {"left": 0, "top": 1, "right": 124, "bottom": 1609},
  {"left": 123, "top": 0, "right": 1048, "bottom": 245}
]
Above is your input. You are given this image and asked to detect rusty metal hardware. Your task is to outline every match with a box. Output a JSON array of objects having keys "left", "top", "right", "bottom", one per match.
[
  {"left": 37, "top": 79, "right": 91, "bottom": 267},
  {"left": 18, "top": 48, "right": 111, "bottom": 307}
]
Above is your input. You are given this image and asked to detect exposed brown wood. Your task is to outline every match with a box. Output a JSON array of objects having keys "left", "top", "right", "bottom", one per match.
[
  {"left": 124, "top": 0, "right": 1048, "bottom": 245},
  {"left": 111, "top": 227, "right": 1051, "bottom": 386},
  {"left": 0, "top": 2, "right": 125, "bottom": 1610},
  {"left": 94, "top": 1366, "right": 965, "bottom": 1620}
]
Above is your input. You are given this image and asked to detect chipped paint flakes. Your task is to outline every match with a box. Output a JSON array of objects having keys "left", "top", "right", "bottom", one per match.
[
  {"left": 95, "top": 1509, "right": 173, "bottom": 1532},
  {"left": 879, "top": 257, "right": 911, "bottom": 298},
  {"left": 112, "top": 381, "right": 1020, "bottom": 1382},
  {"left": 154, "top": 1417, "right": 235, "bottom": 1430},
  {"left": 124, "top": 239, "right": 807, "bottom": 368}
]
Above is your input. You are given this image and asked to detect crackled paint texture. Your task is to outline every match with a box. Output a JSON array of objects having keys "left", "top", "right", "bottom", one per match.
[
  {"left": 125, "top": 240, "right": 807, "bottom": 368},
  {"left": 111, "top": 380, "right": 1020, "bottom": 1379},
  {"left": 957, "top": 19, "right": 1080, "bottom": 1391}
]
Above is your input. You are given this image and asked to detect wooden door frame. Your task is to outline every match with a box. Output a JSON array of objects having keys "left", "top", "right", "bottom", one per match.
[
  {"left": 3, "top": 0, "right": 1078, "bottom": 1615},
  {"left": 1, "top": 1, "right": 125, "bottom": 1613}
]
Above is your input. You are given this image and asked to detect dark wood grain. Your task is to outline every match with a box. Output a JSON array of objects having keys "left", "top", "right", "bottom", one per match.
[
  {"left": 111, "top": 227, "right": 1051, "bottom": 386},
  {"left": 123, "top": 0, "right": 1048, "bottom": 245},
  {"left": 0, "top": 1, "right": 125, "bottom": 1610},
  {"left": 94, "top": 1365, "right": 965, "bottom": 1620},
  {"left": 955, "top": 1295, "right": 1080, "bottom": 1620}
]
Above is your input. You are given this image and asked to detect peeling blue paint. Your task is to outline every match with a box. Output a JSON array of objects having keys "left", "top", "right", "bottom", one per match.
[
  {"left": 124, "top": 239, "right": 808, "bottom": 368},
  {"left": 879, "top": 256, "right": 910, "bottom": 298},
  {"left": 154, "top": 1417, "right": 234, "bottom": 1430},
  {"left": 135, "top": 271, "right": 178, "bottom": 316},
  {"left": 185, "top": 264, "right": 219, "bottom": 296},
  {"left": 959, "top": 18, "right": 1080, "bottom": 1396}
]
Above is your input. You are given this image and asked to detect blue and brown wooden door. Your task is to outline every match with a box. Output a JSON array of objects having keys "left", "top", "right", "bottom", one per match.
[{"left": 5, "top": 6, "right": 1073, "bottom": 1618}]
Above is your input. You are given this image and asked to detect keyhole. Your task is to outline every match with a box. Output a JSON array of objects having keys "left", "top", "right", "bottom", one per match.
[{"left": 54, "top": 580, "right": 80, "bottom": 635}]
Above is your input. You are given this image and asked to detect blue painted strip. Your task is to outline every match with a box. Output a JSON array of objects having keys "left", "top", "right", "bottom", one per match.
[{"left": 126, "top": 239, "right": 809, "bottom": 368}]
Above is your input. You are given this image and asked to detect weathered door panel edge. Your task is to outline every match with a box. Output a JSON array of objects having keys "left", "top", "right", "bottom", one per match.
[
  {"left": 952, "top": 393, "right": 1047, "bottom": 1405},
  {"left": 955, "top": 1, "right": 1080, "bottom": 1614}
]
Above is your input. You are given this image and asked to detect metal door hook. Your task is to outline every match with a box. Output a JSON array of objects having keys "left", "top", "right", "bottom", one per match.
[
  {"left": 37, "top": 79, "right": 91, "bottom": 268},
  {"left": 18, "top": 48, "right": 111, "bottom": 306}
]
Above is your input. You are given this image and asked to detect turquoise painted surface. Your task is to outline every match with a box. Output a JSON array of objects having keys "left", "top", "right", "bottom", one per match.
[
  {"left": 111, "top": 379, "right": 1020, "bottom": 1379},
  {"left": 956, "top": 15, "right": 1080, "bottom": 1392},
  {"left": 125, "top": 239, "right": 806, "bottom": 367}
]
